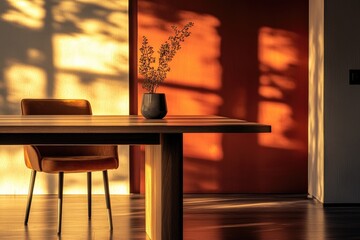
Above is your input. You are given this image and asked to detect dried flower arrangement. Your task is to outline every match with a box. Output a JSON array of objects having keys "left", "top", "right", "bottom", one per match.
[{"left": 139, "top": 22, "right": 194, "bottom": 93}]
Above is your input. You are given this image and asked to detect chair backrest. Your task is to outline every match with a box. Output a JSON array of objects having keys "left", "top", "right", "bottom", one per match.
[
  {"left": 21, "top": 99, "right": 118, "bottom": 159},
  {"left": 21, "top": 99, "right": 92, "bottom": 115}
]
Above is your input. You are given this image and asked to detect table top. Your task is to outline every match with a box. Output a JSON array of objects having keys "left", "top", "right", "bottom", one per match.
[{"left": 0, "top": 115, "right": 271, "bottom": 134}]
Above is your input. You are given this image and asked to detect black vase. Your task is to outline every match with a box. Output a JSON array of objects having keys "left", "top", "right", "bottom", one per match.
[{"left": 141, "top": 93, "right": 167, "bottom": 119}]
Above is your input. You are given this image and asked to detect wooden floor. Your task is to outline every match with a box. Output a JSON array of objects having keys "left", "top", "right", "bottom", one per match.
[{"left": 0, "top": 194, "right": 360, "bottom": 240}]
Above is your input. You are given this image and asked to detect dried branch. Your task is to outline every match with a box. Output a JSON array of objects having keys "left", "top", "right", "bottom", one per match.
[{"left": 139, "top": 22, "right": 194, "bottom": 93}]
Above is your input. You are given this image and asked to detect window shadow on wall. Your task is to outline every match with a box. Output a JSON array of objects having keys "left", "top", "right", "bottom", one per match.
[
  {"left": 0, "top": 0, "right": 128, "bottom": 114},
  {"left": 138, "top": 0, "right": 308, "bottom": 194}
]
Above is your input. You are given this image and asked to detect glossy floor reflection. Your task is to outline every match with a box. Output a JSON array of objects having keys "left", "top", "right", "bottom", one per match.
[{"left": 0, "top": 194, "right": 359, "bottom": 239}]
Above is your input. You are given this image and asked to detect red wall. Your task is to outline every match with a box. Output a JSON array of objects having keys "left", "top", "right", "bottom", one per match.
[{"left": 136, "top": 0, "right": 308, "bottom": 193}]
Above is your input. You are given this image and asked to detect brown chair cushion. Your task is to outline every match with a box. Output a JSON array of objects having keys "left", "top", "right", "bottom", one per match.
[{"left": 42, "top": 156, "right": 118, "bottom": 173}]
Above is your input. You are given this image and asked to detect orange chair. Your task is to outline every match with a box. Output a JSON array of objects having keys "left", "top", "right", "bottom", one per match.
[{"left": 21, "top": 99, "right": 118, "bottom": 234}]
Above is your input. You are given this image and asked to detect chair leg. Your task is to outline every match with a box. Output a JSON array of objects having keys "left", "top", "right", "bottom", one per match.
[
  {"left": 24, "top": 170, "right": 37, "bottom": 225},
  {"left": 57, "top": 172, "right": 64, "bottom": 235},
  {"left": 87, "top": 172, "right": 92, "bottom": 220},
  {"left": 103, "top": 170, "right": 113, "bottom": 231}
]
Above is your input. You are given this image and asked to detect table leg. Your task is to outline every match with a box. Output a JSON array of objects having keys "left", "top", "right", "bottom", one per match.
[{"left": 145, "top": 133, "right": 183, "bottom": 240}]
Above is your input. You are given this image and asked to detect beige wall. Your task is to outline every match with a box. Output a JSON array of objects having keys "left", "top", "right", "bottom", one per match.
[{"left": 0, "top": 0, "right": 129, "bottom": 194}]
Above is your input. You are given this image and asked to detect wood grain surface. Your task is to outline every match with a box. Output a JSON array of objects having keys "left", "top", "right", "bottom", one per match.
[{"left": 0, "top": 115, "right": 271, "bottom": 134}]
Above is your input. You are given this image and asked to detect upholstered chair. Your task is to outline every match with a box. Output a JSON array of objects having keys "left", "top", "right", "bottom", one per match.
[{"left": 21, "top": 99, "right": 118, "bottom": 234}]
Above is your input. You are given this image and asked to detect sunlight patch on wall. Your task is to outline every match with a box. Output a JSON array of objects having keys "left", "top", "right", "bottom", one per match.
[
  {"left": 258, "top": 101, "right": 303, "bottom": 149},
  {"left": 257, "top": 27, "right": 304, "bottom": 150},
  {"left": 138, "top": 4, "right": 222, "bottom": 91},
  {"left": 54, "top": 73, "right": 129, "bottom": 115},
  {"left": 0, "top": 146, "right": 29, "bottom": 194},
  {"left": 4, "top": 62, "right": 47, "bottom": 102},
  {"left": 169, "top": 14, "right": 222, "bottom": 91},
  {"left": 53, "top": 35, "right": 125, "bottom": 75},
  {"left": 0, "top": 0, "right": 45, "bottom": 30},
  {"left": 308, "top": 0, "right": 324, "bottom": 202},
  {"left": 161, "top": 86, "right": 222, "bottom": 115}
]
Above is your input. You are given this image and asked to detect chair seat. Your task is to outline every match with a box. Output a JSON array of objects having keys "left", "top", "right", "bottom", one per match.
[{"left": 42, "top": 156, "right": 118, "bottom": 173}]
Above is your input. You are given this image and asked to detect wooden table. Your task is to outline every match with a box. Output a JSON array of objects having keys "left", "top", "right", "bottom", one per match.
[{"left": 0, "top": 115, "right": 271, "bottom": 240}]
